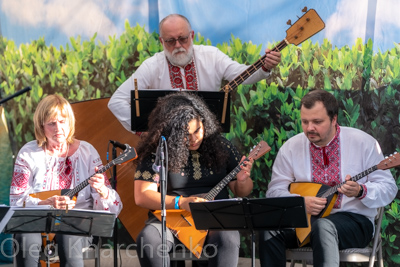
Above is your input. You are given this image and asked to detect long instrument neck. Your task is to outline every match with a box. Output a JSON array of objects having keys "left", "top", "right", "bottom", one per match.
[
  {"left": 204, "top": 158, "right": 249, "bottom": 201},
  {"left": 318, "top": 165, "right": 378, "bottom": 198},
  {"left": 222, "top": 40, "right": 288, "bottom": 92},
  {"left": 63, "top": 161, "right": 115, "bottom": 198}
]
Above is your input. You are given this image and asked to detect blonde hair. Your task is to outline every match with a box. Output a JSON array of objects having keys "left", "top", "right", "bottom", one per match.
[{"left": 33, "top": 94, "right": 75, "bottom": 147}]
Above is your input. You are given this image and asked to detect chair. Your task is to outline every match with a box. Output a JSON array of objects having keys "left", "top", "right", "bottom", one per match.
[
  {"left": 82, "top": 236, "right": 102, "bottom": 267},
  {"left": 286, "top": 207, "right": 384, "bottom": 267}
]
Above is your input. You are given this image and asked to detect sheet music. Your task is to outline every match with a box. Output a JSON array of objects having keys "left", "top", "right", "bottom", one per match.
[
  {"left": 10, "top": 206, "right": 114, "bottom": 215},
  {"left": 208, "top": 198, "right": 243, "bottom": 202},
  {"left": 10, "top": 205, "right": 52, "bottom": 210}
]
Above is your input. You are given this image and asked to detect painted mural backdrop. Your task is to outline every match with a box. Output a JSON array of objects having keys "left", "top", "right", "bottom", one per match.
[{"left": 1, "top": 0, "right": 400, "bottom": 265}]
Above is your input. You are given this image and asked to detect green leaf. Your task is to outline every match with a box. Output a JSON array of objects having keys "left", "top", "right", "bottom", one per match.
[
  {"left": 240, "top": 94, "right": 249, "bottom": 110},
  {"left": 15, "top": 123, "right": 23, "bottom": 135},
  {"left": 77, "top": 89, "right": 84, "bottom": 101},
  {"left": 240, "top": 120, "right": 247, "bottom": 133},
  {"left": 108, "top": 72, "right": 116, "bottom": 83}
]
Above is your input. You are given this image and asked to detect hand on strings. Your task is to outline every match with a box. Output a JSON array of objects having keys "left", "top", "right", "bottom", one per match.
[
  {"left": 88, "top": 167, "right": 109, "bottom": 198},
  {"left": 40, "top": 195, "right": 76, "bottom": 210},
  {"left": 179, "top": 196, "right": 207, "bottom": 212},
  {"left": 338, "top": 175, "right": 360, "bottom": 198},
  {"left": 263, "top": 48, "right": 281, "bottom": 71},
  {"left": 237, "top": 156, "right": 254, "bottom": 183},
  {"left": 304, "top": 196, "right": 327, "bottom": 216}
]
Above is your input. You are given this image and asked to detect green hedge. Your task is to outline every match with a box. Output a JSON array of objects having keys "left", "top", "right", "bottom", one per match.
[{"left": 1, "top": 21, "right": 400, "bottom": 265}]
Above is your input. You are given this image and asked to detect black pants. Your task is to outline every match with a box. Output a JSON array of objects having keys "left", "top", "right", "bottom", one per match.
[{"left": 259, "top": 212, "right": 374, "bottom": 267}]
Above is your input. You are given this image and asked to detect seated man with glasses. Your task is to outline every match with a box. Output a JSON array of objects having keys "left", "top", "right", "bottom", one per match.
[{"left": 108, "top": 13, "right": 281, "bottom": 132}]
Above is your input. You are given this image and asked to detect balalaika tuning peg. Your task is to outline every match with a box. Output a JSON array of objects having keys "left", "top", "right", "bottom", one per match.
[
  {"left": 302, "top": 6, "right": 308, "bottom": 13},
  {"left": 386, "top": 154, "right": 395, "bottom": 162},
  {"left": 286, "top": 19, "right": 292, "bottom": 26}
]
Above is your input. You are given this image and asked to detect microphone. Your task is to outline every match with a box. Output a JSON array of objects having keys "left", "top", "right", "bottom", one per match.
[
  {"left": 0, "top": 86, "right": 32, "bottom": 105},
  {"left": 110, "top": 140, "right": 127, "bottom": 150},
  {"left": 152, "top": 136, "right": 165, "bottom": 173}
]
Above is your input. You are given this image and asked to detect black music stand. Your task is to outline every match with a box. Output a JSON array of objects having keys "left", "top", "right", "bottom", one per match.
[
  {"left": 189, "top": 197, "right": 308, "bottom": 267},
  {"left": 4, "top": 207, "right": 116, "bottom": 266},
  {"left": 0, "top": 206, "right": 14, "bottom": 233},
  {"left": 130, "top": 90, "right": 231, "bottom": 132}
]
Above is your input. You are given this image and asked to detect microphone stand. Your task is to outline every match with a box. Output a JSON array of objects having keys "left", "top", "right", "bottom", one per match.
[
  {"left": 108, "top": 140, "right": 128, "bottom": 267},
  {"left": 0, "top": 86, "right": 31, "bottom": 105},
  {"left": 154, "top": 137, "right": 168, "bottom": 267},
  {"left": 110, "top": 144, "right": 119, "bottom": 267}
]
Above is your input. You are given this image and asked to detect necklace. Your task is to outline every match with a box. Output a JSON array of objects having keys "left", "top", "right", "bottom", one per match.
[{"left": 45, "top": 143, "right": 70, "bottom": 177}]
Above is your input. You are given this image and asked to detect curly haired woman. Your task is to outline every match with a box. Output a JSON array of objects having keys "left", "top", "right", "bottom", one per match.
[{"left": 134, "top": 92, "right": 254, "bottom": 267}]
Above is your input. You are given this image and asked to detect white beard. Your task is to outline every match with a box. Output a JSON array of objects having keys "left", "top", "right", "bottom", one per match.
[{"left": 164, "top": 43, "right": 194, "bottom": 66}]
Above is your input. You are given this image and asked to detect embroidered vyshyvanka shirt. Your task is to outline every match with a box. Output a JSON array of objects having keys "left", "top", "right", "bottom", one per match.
[
  {"left": 167, "top": 60, "right": 199, "bottom": 90},
  {"left": 267, "top": 126, "right": 397, "bottom": 224},
  {"left": 310, "top": 125, "right": 342, "bottom": 208},
  {"left": 10, "top": 140, "right": 122, "bottom": 216},
  {"left": 108, "top": 45, "right": 271, "bottom": 132}
]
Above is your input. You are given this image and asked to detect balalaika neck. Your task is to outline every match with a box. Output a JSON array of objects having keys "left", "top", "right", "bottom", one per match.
[
  {"left": 204, "top": 158, "right": 249, "bottom": 201},
  {"left": 63, "top": 161, "right": 115, "bottom": 198},
  {"left": 318, "top": 165, "right": 378, "bottom": 198},
  {"left": 221, "top": 40, "right": 288, "bottom": 92}
]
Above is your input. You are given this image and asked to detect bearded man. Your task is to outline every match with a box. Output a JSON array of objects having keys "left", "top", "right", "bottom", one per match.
[
  {"left": 108, "top": 14, "right": 281, "bottom": 132},
  {"left": 259, "top": 89, "right": 397, "bottom": 267}
]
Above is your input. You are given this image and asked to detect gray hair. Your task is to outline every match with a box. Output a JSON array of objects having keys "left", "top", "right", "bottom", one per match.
[{"left": 159, "top": 14, "right": 192, "bottom": 37}]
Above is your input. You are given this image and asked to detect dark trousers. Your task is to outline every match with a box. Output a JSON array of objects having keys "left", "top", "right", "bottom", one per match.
[
  {"left": 259, "top": 212, "right": 374, "bottom": 267},
  {"left": 136, "top": 223, "right": 240, "bottom": 267},
  {"left": 14, "top": 233, "right": 89, "bottom": 267}
]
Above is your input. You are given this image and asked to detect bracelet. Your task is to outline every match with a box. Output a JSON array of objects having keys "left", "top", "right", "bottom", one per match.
[
  {"left": 261, "top": 65, "right": 270, "bottom": 72},
  {"left": 175, "top": 196, "right": 181, "bottom": 210},
  {"left": 357, "top": 185, "right": 364, "bottom": 198}
]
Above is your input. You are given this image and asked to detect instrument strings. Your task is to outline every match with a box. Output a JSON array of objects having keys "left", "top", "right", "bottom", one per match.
[{"left": 226, "top": 39, "right": 288, "bottom": 92}]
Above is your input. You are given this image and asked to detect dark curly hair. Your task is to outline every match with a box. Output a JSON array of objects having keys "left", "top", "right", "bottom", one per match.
[{"left": 136, "top": 92, "right": 229, "bottom": 173}]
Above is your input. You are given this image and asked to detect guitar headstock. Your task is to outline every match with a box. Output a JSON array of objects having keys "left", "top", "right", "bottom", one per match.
[
  {"left": 113, "top": 145, "right": 138, "bottom": 165},
  {"left": 377, "top": 152, "right": 400, "bottom": 170},
  {"left": 248, "top": 141, "right": 271, "bottom": 160},
  {"left": 285, "top": 8, "right": 325, "bottom": 46}
]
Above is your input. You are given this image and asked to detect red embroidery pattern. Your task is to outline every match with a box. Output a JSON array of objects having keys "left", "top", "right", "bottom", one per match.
[
  {"left": 11, "top": 171, "right": 29, "bottom": 190},
  {"left": 59, "top": 158, "right": 73, "bottom": 189},
  {"left": 167, "top": 60, "right": 198, "bottom": 90},
  {"left": 310, "top": 125, "right": 342, "bottom": 208},
  {"left": 114, "top": 200, "right": 120, "bottom": 206}
]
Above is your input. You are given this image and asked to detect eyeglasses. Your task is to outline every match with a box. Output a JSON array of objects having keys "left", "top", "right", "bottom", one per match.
[{"left": 162, "top": 34, "right": 190, "bottom": 47}]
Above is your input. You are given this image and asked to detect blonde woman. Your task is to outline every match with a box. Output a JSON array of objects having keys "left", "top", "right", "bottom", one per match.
[{"left": 10, "top": 94, "right": 122, "bottom": 267}]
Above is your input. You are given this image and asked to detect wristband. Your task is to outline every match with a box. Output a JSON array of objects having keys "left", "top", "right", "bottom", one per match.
[
  {"left": 261, "top": 65, "right": 270, "bottom": 72},
  {"left": 175, "top": 196, "right": 181, "bottom": 209},
  {"left": 357, "top": 185, "right": 364, "bottom": 198}
]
